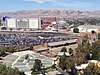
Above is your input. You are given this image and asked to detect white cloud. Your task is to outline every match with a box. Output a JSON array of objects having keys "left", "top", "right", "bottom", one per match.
[
  {"left": 21, "top": 0, "right": 100, "bottom": 10},
  {"left": 22, "top": 0, "right": 57, "bottom": 3}
]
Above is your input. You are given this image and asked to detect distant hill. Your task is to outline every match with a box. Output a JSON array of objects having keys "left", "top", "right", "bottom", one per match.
[{"left": 0, "top": 9, "right": 100, "bottom": 18}]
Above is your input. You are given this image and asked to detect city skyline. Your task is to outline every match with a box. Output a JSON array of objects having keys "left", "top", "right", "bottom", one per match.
[{"left": 0, "top": 0, "right": 100, "bottom": 12}]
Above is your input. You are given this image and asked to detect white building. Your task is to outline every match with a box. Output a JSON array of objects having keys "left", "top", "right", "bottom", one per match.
[
  {"left": 6, "top": 18, "right": 17, "bottom": 28},
  {"left": 17, "top": 19, "right": 28, "bottom": 29},
  {"left": 28, "top": 18, "right": 41, "bottom": 29},
  {"left": 6, "top": 18, "right": 41, "bottom": 30},
  {"left": 78, "top": 25, "right": 100, "bottom": 33},
  {"left": 71, "top": 25, "right": 100, "bottom": 33}
]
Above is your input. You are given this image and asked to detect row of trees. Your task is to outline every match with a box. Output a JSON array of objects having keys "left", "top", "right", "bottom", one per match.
[
  {"left": 0, "top": 45, "right": 30, "bottom": 57},
  {"left": 65, "top": 18, "right": 100, "bottom": 25}
]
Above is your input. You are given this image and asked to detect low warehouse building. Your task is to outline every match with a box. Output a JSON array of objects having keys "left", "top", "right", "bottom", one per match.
[
  {"left": 78, "top": 25, "right": 100, "bottom": 33},
  {"left": 71, "top": 25, "right": 100, "bottom": 33}
]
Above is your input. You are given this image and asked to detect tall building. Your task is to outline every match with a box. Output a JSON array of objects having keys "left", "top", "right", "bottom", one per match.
[
  {"left": 17, "top": 19, "right": 28, "bottom": 29},
  {"left": 28, "top": 18, "right": 41, "bottom": 29},
  {"left": 6, "top": 18, "right": 16, "bottom": 28},
  {"left": 5, "top": 18, "right": 41, "bottom": 30}
]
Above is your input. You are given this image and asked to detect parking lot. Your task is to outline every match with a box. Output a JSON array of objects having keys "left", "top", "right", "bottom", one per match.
[{"left": 0, "top": 31, "right": 78, "bottom": 46}]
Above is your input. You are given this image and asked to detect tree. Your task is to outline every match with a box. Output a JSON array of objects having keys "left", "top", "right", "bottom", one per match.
[
  {"left": 98, "top": 33, "right": 100, "bottom": 40},
  {"left": 0, "top": 46, "right": 7, "bottom": 56},
  {"left": 70, "top": 65, "right": 77, "bottom": 75},
  {"left": 61, "top": 47, "right": 67, "bottom": 52},
  {"left": 84, "top": 62, "right": 100, "bottom": 75},
  {"left": 7, "top": 45, "right": 15, "bottom": 53},
  {"left": 31, "top": 59, "right": 42, "bottom": 72},
  {"left": 91, "top": 30, "right": 96, "bottom": 34},
  {"left": 91, "top": 40, "right": 100, "bottom": 60},
  {"left": 59, "top": 47, "right": 70, "bottom": 70},
  {"left": 73, "top": 52, "right": 85, "bottom": 65},
  {"left": 31, "top": 59, "right": 45, "bottom": 75},
  {"left": 59, "top": 53, "right": 67, "bottom": 71},
  {"left": 69, "top": 48, "right": 73, "bottom": 54},
  {"left": 73, "top": 28, "right": 79, "bottom": 33},
  {"left": 0, "top": 62, "right": 26, "bottom": 75},
  {"left": 92, "top": 49, "right": 100, "bottom": 61}
]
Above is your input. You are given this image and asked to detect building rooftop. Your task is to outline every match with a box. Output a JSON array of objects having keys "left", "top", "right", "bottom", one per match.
[{"left": 48, "top": 39, "right": 77, "bottom": 47}]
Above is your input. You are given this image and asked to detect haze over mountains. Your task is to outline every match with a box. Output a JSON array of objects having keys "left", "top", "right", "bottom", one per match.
[{"left": 0, "top": 9, "right": 100, "bottom": 18}]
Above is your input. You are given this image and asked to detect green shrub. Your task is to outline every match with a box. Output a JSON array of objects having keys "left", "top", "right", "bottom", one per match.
[{"left": 73, "top": 28, "right": 79, "bottom": 33}]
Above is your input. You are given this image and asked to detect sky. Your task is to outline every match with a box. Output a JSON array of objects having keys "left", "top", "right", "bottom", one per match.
[{"left": 0, "top": 0, "right": 100, "bottom": 12}]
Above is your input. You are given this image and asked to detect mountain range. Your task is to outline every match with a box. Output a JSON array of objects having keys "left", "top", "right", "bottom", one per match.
[{"left": 0, "top": 9, "right": 100, "bottom": 18}]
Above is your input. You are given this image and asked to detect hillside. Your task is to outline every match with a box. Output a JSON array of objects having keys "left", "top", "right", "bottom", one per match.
[{"left": 0, "top": 9, "right": 100, "bottom": 18}]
